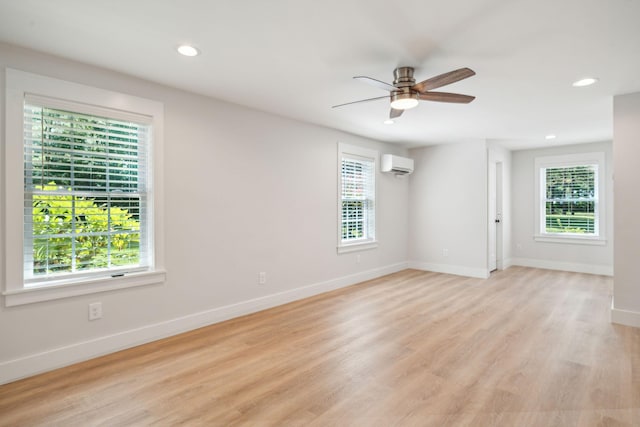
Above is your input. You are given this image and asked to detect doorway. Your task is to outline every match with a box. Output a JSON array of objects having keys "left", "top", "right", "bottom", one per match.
[{"left": 488, "top": 162, "right": 503, "bottom": 272}]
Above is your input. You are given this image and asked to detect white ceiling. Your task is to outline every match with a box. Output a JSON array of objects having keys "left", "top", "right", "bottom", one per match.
[{"left": 0, "top": 0, "right": 639, "bottom": 149}]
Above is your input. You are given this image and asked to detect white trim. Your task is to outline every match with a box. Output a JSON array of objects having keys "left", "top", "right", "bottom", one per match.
[
  {"left": 611, "top": 299, "right": 640, "bottom": 328},
  {"left": 3, "top": 270, "right": 166, "bottom": 307},
  {"left": 408, "top": 261, "right": 490, "bottom": 279},
  {"left": 24, "top": 93, "right": 154, "bottom": 124},
  {"left": 337, "top": 240, "right": 378, "bottom": 254},
  {"left": 6, "top": 68, "right": 163, "bottom": 115},
  {"left": 535, "top": 152, "right": 605, "bottom": 168},
  {"left": 510, "top": 257, "right": 612, "bottom": 276},
  {"left": 0, "top": 262, "right": 407, "bottom": 385},
  {"left": 533, "top": 235, "right": 606, "bottom": 245},
  {"left": 338, "top": 143, "right": 378, "bottom": 164}
]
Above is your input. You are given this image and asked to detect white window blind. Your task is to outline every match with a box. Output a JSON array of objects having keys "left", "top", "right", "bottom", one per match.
[
  {"left": 23, "top": 101, "right": 150, "bottom": 283},
  {"left": 542, "top": 164, "right": 598, "bottom": 235},
  {"left": 341, "top": 155, "right": 375, "bottom": 243}
]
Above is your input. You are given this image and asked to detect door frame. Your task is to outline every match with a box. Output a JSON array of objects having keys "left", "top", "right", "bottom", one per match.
[{"left": 488, "top": 161, "right": 503, "bottom": 272}]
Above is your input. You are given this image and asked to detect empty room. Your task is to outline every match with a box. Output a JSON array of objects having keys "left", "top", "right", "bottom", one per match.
[{"left": 1, "top": 0, "right": 639, "bottom": 425}]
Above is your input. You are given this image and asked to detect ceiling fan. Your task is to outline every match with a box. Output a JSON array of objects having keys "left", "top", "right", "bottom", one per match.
[{"left": 333, "top": 67, "right": 476, "bottom": 119}]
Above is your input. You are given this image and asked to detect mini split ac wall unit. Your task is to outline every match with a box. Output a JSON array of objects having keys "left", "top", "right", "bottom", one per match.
[{"left": 381, "top": 154, "right": 414, "bottom": 175}]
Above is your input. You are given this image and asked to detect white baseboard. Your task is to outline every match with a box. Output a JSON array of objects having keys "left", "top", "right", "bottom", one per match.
[
  {"left": 611, "top": 299, "right": 640, "bottom": 328},
  {"left": 0, "top": 262, "right": 408, "bottom": 386},
  {"left": 510, "top": 257, "right": 613, "bottom": 276},
  {"left": 408, "top": 261, "right": 490, "bottom": 279}
]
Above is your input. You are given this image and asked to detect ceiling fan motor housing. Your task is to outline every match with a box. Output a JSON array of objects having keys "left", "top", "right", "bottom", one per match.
[
  {"left": 391, "top": 67, "right": 419, "bottom": 108},
  {"left": 393, "top": 67, "right": 416, "bottom": 90}
]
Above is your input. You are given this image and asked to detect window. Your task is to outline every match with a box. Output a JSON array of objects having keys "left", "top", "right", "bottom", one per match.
[
  {"left": 4, "top": 69, "right": 165, "bottom": 306},
  {"left": 24, "top": 103, "right": 149, "bottom": 280},
  {"left": 534, "top": 152, "right": 605, "bottom": 244},
  {"left": 338, "top": 143, "right": 377, "bottom": 253}
]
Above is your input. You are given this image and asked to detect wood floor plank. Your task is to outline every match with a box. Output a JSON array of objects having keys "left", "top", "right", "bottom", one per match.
[{"left": 1, "top": 267, "right": 639, "bottom": 426}]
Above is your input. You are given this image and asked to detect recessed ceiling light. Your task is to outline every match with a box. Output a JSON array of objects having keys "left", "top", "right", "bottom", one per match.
[
  {"left": 572, "top": 77, "right": 598, "bottom": 87},
  {"left": 545, "top": 134, "right": 556, "bottom": 140},
  {"left": 177, "top": 44, "right": 199, "bottom": 57},
  {"left": 383, "top": 119, "right": 394, "bottom": 125}
]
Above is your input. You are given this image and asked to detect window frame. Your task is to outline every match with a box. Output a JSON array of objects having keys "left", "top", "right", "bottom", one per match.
[
  {"left": 337, "top": 143, "right": 378, "bottom": 253},
  {"left": 3, "top": 69, "right": 165, "bottom": 306},
  {"left": 534, "top": 152, "right": 606, "bottom": 245}
]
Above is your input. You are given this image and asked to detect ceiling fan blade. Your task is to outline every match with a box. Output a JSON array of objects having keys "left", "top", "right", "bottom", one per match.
[
  {"left": 418, "top": 92, "right": 475, "bottom": 104},
  {"left": 354, "top": 76, "right": 397, "bottom": 92},
  {"left": 413, "top": 68, "right": 476, "bottom": 93},
  {"left": 332, "top": 95, "right": 389, "bottom": 108},
  {"left": 390, "top": 108, "right": 403, "bottom": 119}
]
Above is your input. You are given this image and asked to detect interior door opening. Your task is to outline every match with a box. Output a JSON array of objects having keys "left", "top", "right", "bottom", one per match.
[{"left": 489, "top": 161, "right": 503, "bottom": 272}]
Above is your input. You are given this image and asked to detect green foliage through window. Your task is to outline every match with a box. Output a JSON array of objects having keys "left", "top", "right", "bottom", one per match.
[
  {"left": 544, "top": 165, "right": 596, "bottom": 234},
  {"left": 32, "top": 183, "right": 140, "bottom": 274}
]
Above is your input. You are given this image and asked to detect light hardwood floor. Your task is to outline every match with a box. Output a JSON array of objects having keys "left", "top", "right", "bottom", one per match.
[{"left": 1, "top": 267, "right": 639, "bottom": 426}]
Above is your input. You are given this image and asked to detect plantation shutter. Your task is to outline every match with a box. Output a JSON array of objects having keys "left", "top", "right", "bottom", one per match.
[
  {"left": 543, "top": 165, "right": 597, "bottom": 234},
  {"left": 23, "top": 95, "right": 151, "bottom": 282},
  {"left": 341, "top": 155, "right": 375, "bottom": 242}
]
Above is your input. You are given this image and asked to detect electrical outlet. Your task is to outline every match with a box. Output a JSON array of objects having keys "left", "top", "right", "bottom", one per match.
[
  {"left": 88, "top": 302, "right": 102, "bottom": 321},
  {"left": 259, "top": 272, "right": 266, "bottom": 285},
  {"left": 356, "top": 254, "right": 361, "bottom": 264},
  {"left": 443, "top": 248, "right": 449, "bottom": 257}
]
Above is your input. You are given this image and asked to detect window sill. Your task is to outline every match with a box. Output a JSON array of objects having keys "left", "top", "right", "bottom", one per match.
[
  {"left": 337, "top": 240, "right": 378, "bottom": 254},
  {"left": 3, "top": 269, "right": 166, "bottom": 307},
  {"left": 534, "top": 234, "right": 606, "bottom": 246}
]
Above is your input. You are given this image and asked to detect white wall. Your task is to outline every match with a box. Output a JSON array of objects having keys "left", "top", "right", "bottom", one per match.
[
  {"left": 510, "top": 141, "right": 613, "bottom": 275},
  {"left": 408, "top": 141, "right": 489, "bottom": 278},
  {"left": 0, "top": 43, "right": 409, "bottom": 384},
  {"left": 612, "top": 92, "right": 640, "bottom": 327}
]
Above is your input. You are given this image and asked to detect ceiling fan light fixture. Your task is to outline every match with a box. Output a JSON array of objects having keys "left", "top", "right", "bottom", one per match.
[{"left": 390, "top": 92, "right": 419, "bottom": 110}]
